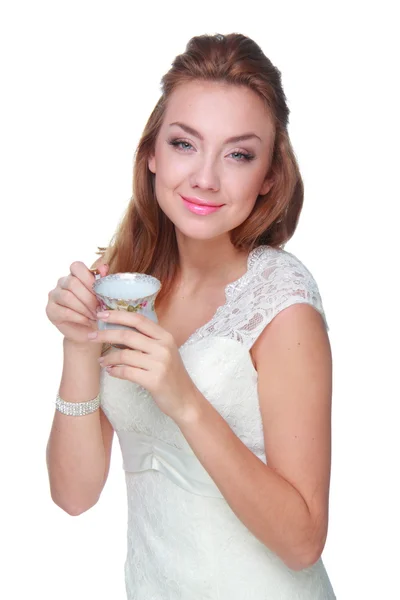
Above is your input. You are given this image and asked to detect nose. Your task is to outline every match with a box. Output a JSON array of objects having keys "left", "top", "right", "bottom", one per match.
[{"left": 189, "top": 156, "right": 220, "bottom": 192}]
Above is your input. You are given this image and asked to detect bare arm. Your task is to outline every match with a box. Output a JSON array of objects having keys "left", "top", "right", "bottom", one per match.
[
  {"left": 46, "top": 257, "right": 114, "bottom": 515},
  {"left": 176, "top": 303, "right": 332, "bottom": 570},
  {"left": 46, "top": 340, "right": 114, "bottom": 515}
]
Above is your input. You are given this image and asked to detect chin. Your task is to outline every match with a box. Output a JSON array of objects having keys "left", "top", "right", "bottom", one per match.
[
  {"left": 174, "top": 223, "right": 229, "bottom": 241},
  {"left": 158, "top": 202, "right": 245, "bottom": 241}
]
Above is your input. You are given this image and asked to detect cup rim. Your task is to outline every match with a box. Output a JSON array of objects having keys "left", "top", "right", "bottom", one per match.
[{"left": 93, "top": 272, "right": 162, "bottom": 303}]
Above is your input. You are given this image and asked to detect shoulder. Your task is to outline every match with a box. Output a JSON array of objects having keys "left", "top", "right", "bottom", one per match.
[
  {"left": 195, "top": 245, "right": 328, "bottom": 351},
  {"left": 249, "top": 245, "right": 327, "bottom": 327},
  {"left": 250, "top": 245, "right": 320, "bottom": 287},
  {"left": 228, "top": 245, "right": 328, "bottom": 350}
]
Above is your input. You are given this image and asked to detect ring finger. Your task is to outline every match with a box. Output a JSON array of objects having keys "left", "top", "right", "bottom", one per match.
[{"left": 99, "top": 347, "right": 150, "bottom": 370}]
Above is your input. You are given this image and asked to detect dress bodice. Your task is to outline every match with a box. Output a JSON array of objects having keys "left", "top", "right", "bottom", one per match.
[
  {"left": 99, "top": 245, "right": 335, "bottom": 599},
  {"left": 100, "top": 245, "right": 328, "bottom": 493}
]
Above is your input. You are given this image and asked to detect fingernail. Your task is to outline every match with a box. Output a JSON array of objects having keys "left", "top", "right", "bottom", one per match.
[
  {"left": 87, "top": 332, "right": 98, "bottom": 339},
  {"left": 96, "top": 311, "right": 110, "bottom": 318}
]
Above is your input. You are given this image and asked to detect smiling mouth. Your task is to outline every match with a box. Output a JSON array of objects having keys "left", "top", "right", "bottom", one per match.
[
  {"left": 180, "top": 195, "right": 224, "bottom": 216},
  {"left": 180, "top": 195, "right": 224, "bottom": 208}
]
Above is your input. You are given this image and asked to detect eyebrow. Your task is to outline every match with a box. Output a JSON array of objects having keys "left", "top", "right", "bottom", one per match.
[{"left": 169, "top": 121, "right": 262, "bottom": 144}]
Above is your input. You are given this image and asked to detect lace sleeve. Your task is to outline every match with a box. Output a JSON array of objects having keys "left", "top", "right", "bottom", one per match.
[
  {"left": 179, "top": 246, "right": 328, "bottom": 352},
  {"left": 236, "top": 249, "right": 329, "bottom": 350}
]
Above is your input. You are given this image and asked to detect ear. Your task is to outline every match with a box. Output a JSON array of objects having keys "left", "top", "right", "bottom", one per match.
[
  {"left": 148, "top": 154, "right": 156, "bottom": 174},
  {"left": 259, "top": 176, "right": 274, "bottom": 196}
]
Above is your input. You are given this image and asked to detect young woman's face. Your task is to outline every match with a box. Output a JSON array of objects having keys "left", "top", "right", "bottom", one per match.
[{"left": 149, "top": 80, "right": 275, "bottom": 241}]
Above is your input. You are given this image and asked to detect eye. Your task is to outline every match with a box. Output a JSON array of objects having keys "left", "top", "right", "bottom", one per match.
[
  {"left": 168, "top": 138, "right": 194, "bottom": 152},
  {"left": 229, "top": 151, "right": 255, "bottom": 162}
]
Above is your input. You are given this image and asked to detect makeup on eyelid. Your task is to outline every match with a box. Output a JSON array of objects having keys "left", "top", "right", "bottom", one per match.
[{"left": 167, "top": 139, "right": 255, "bottom": 162}]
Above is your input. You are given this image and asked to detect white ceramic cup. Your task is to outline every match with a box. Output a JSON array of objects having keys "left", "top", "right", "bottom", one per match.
[{"left": 92, "top": 272, "right": 162, "bottom": 349}]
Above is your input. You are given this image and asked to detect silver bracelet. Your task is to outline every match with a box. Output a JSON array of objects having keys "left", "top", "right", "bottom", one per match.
[{"left": 55, "top": 392, "right": 100, "bottom": 416}]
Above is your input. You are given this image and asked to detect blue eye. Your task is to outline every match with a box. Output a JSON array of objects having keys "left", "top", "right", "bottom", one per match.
[
  {"left": 167, "top": 138, "right": 255, "bottom": 162},
  {"left": 230, "top": 151, "right": 254, "bottom": 162},
  {"left": 168, "top": 139, "right": 193, "bottom": 151}
]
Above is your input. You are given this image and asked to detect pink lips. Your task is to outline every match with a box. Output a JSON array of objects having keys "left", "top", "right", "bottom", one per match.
[{"left": 181, "top": 196, "right": 224, "bottom": 216}]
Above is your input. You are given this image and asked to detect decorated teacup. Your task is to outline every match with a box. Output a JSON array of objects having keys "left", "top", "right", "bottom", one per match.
[{"left": 92, "top": 272, "right": 162, "bottom": 349}]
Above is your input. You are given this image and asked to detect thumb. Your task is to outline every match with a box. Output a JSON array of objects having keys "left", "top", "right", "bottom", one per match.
[{"left": 98, "top": 264, "right": 109, "bottom": 277}]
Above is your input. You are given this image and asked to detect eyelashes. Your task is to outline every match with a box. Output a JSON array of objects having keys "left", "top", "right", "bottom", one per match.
[
  {"left": 167, "top": 138, "right": 255, "bottom": 162},
  {"left": 168, "top": 140, "right": 193, "bottom": 152}
]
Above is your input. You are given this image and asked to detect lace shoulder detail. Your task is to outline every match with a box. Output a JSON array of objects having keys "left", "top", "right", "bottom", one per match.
[{"left": 193, "top": 246, "right": 328, "bottom": 350}]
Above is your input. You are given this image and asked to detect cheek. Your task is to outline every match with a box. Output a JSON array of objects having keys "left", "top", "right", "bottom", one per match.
[
  {"left": 227, "top": 168, "right": 265, "bottom": 205},
  {"left": 237, "top": 195, "right": 259, "bottom": 221},
  {"left": 154, "top": 147, "right": 189, "bottom": 187},
  {"left": 153, "top": 159, "right": 182, "bottom": 214}
]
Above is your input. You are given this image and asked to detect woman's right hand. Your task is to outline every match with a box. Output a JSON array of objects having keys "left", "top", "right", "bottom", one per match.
[{"left": 46, "top": 261, "right": 109, "bottom": 345}]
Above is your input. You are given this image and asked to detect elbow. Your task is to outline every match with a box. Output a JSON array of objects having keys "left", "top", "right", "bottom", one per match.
[
  {"left": 50, "top": 493, "right": 99, "bottom": 517},
  {"left": 282, "top": 524, "right": 328, "bottom": 572},
  {"left": 62, "top": 504, "right": 93, "bottom": 517},
  {"left": 284, "top": 542, "right": 324, "bottom": 571}
]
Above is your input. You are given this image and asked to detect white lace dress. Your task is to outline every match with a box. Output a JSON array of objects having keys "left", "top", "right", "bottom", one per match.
[{"left": 100, "top": 245, "right": 336, "bottom": 599}]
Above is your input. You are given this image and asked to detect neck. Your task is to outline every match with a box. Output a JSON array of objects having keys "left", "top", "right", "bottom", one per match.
[{"left": 175, "top": 233, "right": 249, "bottom": 293}]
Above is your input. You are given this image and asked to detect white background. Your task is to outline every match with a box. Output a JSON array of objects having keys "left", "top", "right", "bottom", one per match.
[{"left": 1, "top": 1, "right": 399, "bottom": 598}]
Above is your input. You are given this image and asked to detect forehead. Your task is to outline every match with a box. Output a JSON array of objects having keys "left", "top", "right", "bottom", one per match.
[{"left": 163, "top": 80, "right": 273, "bottom": 139}]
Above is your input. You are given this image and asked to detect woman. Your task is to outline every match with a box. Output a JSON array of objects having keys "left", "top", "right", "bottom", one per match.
[{"left": 46, "top": 33, "right": 336, "bottom": 599}]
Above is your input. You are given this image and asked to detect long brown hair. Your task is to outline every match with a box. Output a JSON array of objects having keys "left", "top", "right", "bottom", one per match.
[{"left": 98, "top": 33, "right": 303, "bottom": 305}]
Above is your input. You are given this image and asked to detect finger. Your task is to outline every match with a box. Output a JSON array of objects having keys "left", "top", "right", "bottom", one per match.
[
  {"left": 91, "top": 328, "right": 156, "bottom": 353},
  {"left": 70, "top": 261, "right": 98, "bottom": 294},
  {"left": 47, "top": 288, "right": 95, "bottom": 324},
  {"left": 96, "top": 311, "right": 167, "bottom": 342},
  {"left": 97, "top": 263, "right": 109, "bottom": 277},
  {"left": 59, "top": 272, "right": 98, "bottom": 317},
  {"left": 52, "top": 304, "right": 97, "bottom": 328},
  {"left": 53, "top": 287, "right": 97, "bottom": 321},
  {"left": 100, "top": 348, "right": 150, "bottom": 370},
  {"left": 104, "top": 364, "right": 148, "bottom": 387}
]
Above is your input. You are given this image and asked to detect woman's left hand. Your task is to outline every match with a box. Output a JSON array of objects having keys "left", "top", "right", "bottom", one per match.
[{"left": 88, "top": 310, "right": 200, "bottom": 424}]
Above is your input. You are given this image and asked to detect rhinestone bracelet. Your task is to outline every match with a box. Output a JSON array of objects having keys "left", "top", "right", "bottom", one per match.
[{"left": 55, "top": 392, "right": 100, "bottom": 416}]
